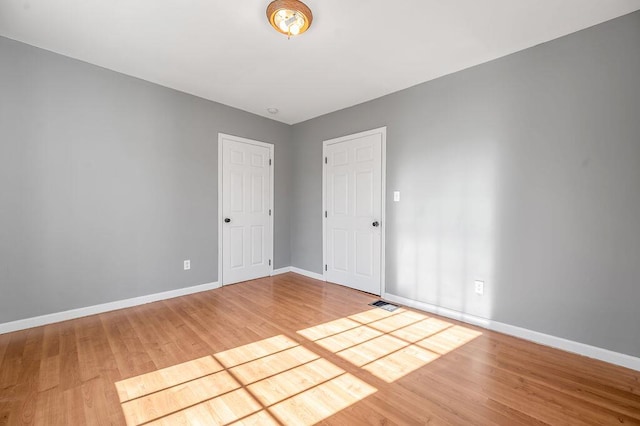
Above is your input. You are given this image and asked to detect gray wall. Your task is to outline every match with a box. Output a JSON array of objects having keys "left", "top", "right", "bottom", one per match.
[
  {"left": 0, "top": 36, "right": 291, "bottom": 323},
  {"left": 291, "top": 11, "right": 640, "bottom": 357}
]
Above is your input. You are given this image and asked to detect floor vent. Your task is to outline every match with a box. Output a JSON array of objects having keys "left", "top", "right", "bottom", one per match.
[{"left": 369, "top": 300, "right": 399, "bottom": 312}]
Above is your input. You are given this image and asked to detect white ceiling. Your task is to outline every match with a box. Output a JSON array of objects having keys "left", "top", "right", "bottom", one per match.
[{"left": 1, "top": 1, "right": 639, "bottom": 124}]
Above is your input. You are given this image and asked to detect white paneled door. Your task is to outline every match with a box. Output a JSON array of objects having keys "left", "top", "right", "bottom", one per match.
[
  {"left": 219, "top": 134, "right": 273, "bottom": 286},
  {"left": 324, "top": 128, "right": 385, "bottom": 295}
]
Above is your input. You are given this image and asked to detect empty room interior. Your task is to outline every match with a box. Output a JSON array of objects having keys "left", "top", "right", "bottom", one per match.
[{"left": 2, "top": 1, "right": 640, "bottom": 424}]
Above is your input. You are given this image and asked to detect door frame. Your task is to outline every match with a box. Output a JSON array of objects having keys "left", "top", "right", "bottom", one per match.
[
  {"left": 218, "top": 133, "right": 275, "bottom": 286},
  {"left": 322, "top": 126, "right": 387, "bottom": 296}
]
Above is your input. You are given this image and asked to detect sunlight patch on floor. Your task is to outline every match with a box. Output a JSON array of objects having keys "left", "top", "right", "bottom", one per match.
[
  {"left": 116, "top": 355, "right": 223, "bottom": 403},
  {"left": 115, "top": 307, "right": 481, "bottom": 424},
  {"left": 215, "top": 334, "right": 298, "bottom": 368},
  {"left": 362, "top": 344, "right": 441, "bottom": 383},
  {"left": 298, "top": 307, "right": 482, "bottom": 383},
  {"left": 268, "top": 373, "right": 376, "bottom": 425},
  {"left": 314, "top": 324, "right": 383, "bottom": 353},
  {"left": 229, "top": 345, "right": 320, "bottom": 385},
  {"left": 296, "top": 317, "right": 362, "bottom": 341},
  {"left": 115, "top": 335, "right": 376, "bottom": 426},
  {"left": 145, "top": 388, "right": 267, "bottom": 425},
  {"left": 121, "top": 369, "right": 240, "bottom": 424},
  {"left": 417, "top": 325, "right": 482, "bottom": 355}
]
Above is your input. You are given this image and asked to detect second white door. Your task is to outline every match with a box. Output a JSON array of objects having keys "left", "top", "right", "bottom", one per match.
[
  {"left": 220, "top": 134, "right": 273, "bottom": 285},
  {"left": 324, "top": 128, "right": 385, "bottom": 295}
]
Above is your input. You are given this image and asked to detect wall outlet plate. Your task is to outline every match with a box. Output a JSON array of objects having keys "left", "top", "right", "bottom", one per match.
[
  {"left": 184, "top": 260, "right": 191, "bottom": 270},
  {"left": 474, "top": 280, "right": 484, "bottom": 296}
]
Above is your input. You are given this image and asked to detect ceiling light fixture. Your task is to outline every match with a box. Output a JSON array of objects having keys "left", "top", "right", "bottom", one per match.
[{"left": 266, "top": 0, "right": 313, "bottom": 39}]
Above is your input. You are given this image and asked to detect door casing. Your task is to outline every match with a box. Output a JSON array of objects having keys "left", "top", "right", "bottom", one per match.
[
  {"left": 322, "top": 127, "right": 387, "bottom": 295},
  {"left": 218, "top": 133, "right": 274, "bottom": 286}
]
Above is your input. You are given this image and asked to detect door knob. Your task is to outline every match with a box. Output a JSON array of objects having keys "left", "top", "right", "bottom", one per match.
[
  {"left": 372, "top": 221, "right": 380, "bottom": 227},
  {"left": 224, "top": 218, "right": 231, "bottom": 223}
]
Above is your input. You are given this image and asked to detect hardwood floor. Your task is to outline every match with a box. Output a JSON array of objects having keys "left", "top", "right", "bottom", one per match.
[{"left": 1, "top": 272, "right": 639, "bottom": 425}]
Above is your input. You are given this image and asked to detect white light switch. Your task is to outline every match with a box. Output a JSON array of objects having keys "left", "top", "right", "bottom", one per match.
[{"left": 393, "top": 191, "right": 400, "bottom": 202}]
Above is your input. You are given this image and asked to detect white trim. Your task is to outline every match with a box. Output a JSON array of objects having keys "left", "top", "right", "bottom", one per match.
[
  {"left": 322, "top": 126, "right": 387, "bottom": 296},
  {"left": 290, "top": 267, "right": 325, "bottom": 281},
  {"left": 0, "top": 281, "right": 219, "bottom": 335},
  {"left": 271, "top": 267, "right": 292, "bottom": 276},
  {"left": 322, "top": 140, "right": 327, "bottom": 283},
  {"left": 218, "top": 133, "right": 275, "bottom": 286},
  {"left": 383, "top": 292, "right": 640, "bottom": 372},
  {"left": 218, "top": 135, "right": 224, "bottom": 285},
  {"left": 380, "top": 130, "right": 387, "bottom": 296}
]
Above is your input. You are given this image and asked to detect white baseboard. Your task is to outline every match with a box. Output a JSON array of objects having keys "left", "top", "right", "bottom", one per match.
[
  {"left": 383, "top": 292, "right": 640, "bottom": 372},
  {"left": 8, "top": 271, "right": 635, "bottom": 372},
  {"left": 271, "top": 267, "right": 292, "bottom": 276},
  {"left": 290, "top": 267, "right": 325, "bottom": 281},
  {"left": 0, "top": 281, "right": 220, "bottom": 335}
]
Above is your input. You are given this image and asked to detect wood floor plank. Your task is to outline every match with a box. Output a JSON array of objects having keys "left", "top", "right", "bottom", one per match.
[
  {"left": 1, "top": 272, "right": 639, "bottom": 425},
  {"left": 0, "top": 333, "right": 10, "bottom": 369},
  {"left": 474, "top": 344, "right": 640, "bottom": 419},
  {"left": 57, "top": 322, "right": 82, "bottom": 393},
  {"left": 1, "top": 334, "right": 27, "bottom": 390},
  {"left": 33, "top": 387, "right": 65, "bottom": 426},
  {"left": 37, "top": 325, "right": 60, "bottom": 394}
]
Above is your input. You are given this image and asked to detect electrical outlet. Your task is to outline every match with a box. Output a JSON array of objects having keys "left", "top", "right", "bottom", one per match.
[
  {"left": 474, "top": 280, "right": 484, "bottom": 296},
  {"left": 184, "top": 260, "right": 191, "bottom": 270}
]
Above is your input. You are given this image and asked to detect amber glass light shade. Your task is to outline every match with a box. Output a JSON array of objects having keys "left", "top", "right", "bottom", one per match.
[{"left": 267, "top": 0, "right": 313, "bottom": 37}]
